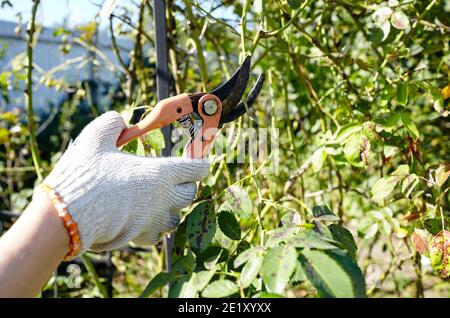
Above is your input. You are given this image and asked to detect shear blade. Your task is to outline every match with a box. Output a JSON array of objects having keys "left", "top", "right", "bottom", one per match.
[
  {"left": 210, "top": 56, "right": 252, "bottom": 122},
  {"left": 219, "top": 73, "right": 265, "bottom": 124}
]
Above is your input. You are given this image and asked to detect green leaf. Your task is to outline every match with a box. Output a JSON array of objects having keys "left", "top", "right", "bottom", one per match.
[
  {"left": 172, "top": 251, "right": 196, "bottom": 275},
  {"left": 313, "top": 205, "right": 340, "bottom": 222},
  {"left": 423, "top": 218, "right": 442, "bottom": 235},
  {"left": 335, "top": 123, "right": 362, "bottom": 143},
  {"left": 213, "top": 226, "right": 234, "bottom": 250},
  {"left": 291, "top": 261, "right": 307, "bottom": 284},
  {"left": 218, "top": 211, "right": 241, "bottom": 240},
  {"left": 287, "top": 0, "right": 301, "bottom": 9},
  {"left": 140, "top": 272, "right": 179, "bottom": 298},
  {"left": 400, "top": 113, "right": 419, "bottom": 140},
  {"left": 344, "top": 133, "right": 361, "bottom": 164},
  {"left": 371, "top": 176, "right": 399, "bottom": 201},
  {"left": 192, "top": 270, "right": 216, "bottom": 292},
  {"left": 299, "top": 250, "right": 366, "bottom": 298},
  {"left": 285, "top": 230, "right": 339, "bottom": 250},
  {"left": 262, "top": 245, "right": 297, "bottom": 294},
  {"left": 358, "top": 220, "right": 379, "bottom": 239},
  {"left": 171, "top": 221, "right": 187, "bottom": 262},
  {"left": 311, "top": 148, "right": 327, "bottom": 173},
  {"left": 391, "top": 164, "right": 409, "bottom": 177},
  {"left": 379, "top": 85, "right": 394, "bottom": 107},
  {"left": 380, "top": 112, "right": 400, "bottom": 128},
  {"left": 367, "top": 27, "right": 384, "bottom": 44},
  {"left": 397, "top": 82, "right": 408, "bottom": 106},
  {"left": 240, "top": 254, "right": 263, "bottom": 288},
  {"left": 198, "top": 246, "right": 227, "bottom": 270},
  {"left": 435, "top": 164, "right": 450, "bottom": 187},
  {"left": 313, "top": 219, "right": 333, "bottom": 239},
  {"left": 234, "top": 246, "right": 263, "bottom": 268},
  {"left": 136, "top": 138, "right": 145, "bottom": 156},
  {"left": 202, "top": 279, "right": 239, "bottom": 298},
  {"left": 169, "top": 273, "right": 197, "bottom": 298},
  {"left": 265, "top": 227, "right": 298, "bottom": 247},
  {"left": 401, "top": 173, "right": 419, "bottom": 195},
  {"left": 187, "top": 201, "right": 216, "bottom": 253},
  {"left": 328, "top": 224, "right": 358, "bottom": 260},
  {"left": 433, "top": 95, "right": 445, "bottom": 115},
  {"left": 224, "top": 185, "right": 253, "bottom": 219},
  {"left": 252, "top": 292, "right": 284, "bottom": 298},
  {"left": 142, "top": 129, "right": 165, "bottom": 152},
  {"left": 122, "top": 138, "right": 137, "bottom": 154},
  {"left": 280, "top": 211, "right": 302, "bottom": 227}
]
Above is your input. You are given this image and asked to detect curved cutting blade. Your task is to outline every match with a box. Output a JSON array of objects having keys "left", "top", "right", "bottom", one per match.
[
  {"left": 219, "top": 73, "right": 265, "bottom": 124},
  {"left": 210, "top": 56, "right": 251, "bottom": 123}
]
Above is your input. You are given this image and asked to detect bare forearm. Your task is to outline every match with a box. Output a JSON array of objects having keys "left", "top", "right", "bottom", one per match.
[{"left": 0, "top": 192, "right": 69, "bottom": 297}]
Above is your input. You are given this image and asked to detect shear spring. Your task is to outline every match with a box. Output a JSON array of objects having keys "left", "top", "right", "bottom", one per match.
[{"left": 177, "top": 114, "right": 199, "bottom": 140}]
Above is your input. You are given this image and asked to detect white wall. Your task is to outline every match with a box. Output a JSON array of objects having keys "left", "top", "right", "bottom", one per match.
[{"left": 0, "top": 20, "right": 132, "bottom": 113}]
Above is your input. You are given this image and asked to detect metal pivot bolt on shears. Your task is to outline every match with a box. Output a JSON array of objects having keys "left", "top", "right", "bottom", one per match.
[{"left": 116, "top": 56, "right": 265, "bottom": 158}]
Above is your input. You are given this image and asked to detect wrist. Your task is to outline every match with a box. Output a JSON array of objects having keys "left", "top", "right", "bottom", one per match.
[
  {"left": 36, "top": 184, "right": 82, "bottom": 260},
  {"left": 31, "top": 189, "right": 71, "bottom": 259},
  {"left": 0, "top": 188, "right": 70, "bottom": 297}
]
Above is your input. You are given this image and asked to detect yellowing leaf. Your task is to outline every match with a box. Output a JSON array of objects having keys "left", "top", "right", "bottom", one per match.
[
  {"left": 0, "top": 127, "right": 9, "bottom": 144},
  {"left": 411, "top": 229, "right": 430, "bottom": 256},
  {"left": 435, "top": 163, "right": 450, "bottom": 187},
  {"left": 372, "top": 176, "right": 398, "bottom": 201},
  {"left": 442, "top": 84, "right": 450, "bottom": 100},
  {"left": 429, "top": 230, "right": 450, "bottom": 278}
]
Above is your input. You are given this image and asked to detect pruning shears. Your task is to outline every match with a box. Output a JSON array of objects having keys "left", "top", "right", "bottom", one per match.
[{"left": 116, "top": 56, "right": 264, "bottom": 158}]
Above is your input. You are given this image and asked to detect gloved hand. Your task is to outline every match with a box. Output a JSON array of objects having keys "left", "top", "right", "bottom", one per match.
[{"left": 36, "top": 111, "right": 209, "bottom": 258}]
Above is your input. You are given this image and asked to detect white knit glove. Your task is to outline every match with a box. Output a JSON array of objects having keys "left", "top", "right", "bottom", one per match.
[{"left": 38, "top": 111, "right": 209, "bottom": 256}]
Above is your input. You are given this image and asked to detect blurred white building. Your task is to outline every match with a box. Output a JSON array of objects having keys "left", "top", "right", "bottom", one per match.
[{"left": 0, "top": 20, "right": 132, "bottom": 113}]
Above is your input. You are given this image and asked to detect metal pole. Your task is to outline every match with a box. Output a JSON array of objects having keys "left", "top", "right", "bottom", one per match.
[{"left": 153, "top": 0, "right": 173, "bottom": 273}]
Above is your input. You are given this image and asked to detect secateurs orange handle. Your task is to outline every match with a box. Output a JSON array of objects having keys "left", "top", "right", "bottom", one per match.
[{"left": 116, "top": 56, "right": 264, "bottom": 159}]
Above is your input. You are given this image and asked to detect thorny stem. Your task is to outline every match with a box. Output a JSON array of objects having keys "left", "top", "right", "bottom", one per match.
[
  {"left": 240, "top": 0, "right": 250, "bottom": 59},
  {"left": 167, "top": 1, "right": 182, "bottom": 94},
  {"left": 109, "top": 17, "right": 128, "bottom": 74},
  {"left": 25, "top": 0, "right": 43, "bottom": 180},
  {"left": 251, "top": 0, "right": 310, "bottom": 53},
  {"left": 185, "top": 2, "right": 208, "bottom": 91},
  {"left": 126, "top": 0, "right": 146, "bottom": 105}
]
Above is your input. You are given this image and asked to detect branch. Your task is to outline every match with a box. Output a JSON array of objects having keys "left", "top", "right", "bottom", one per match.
[
  {"left": 25, "top": 0, "right": 43, "bottom": 180},
  {"left": 185, "top": 2, "right": 208, "bottom": 91}
]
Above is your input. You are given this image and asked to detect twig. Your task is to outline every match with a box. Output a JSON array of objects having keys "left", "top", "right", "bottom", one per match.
[
  {"left": 81, "top": 254, "right": 109, "bottom": 298},
  {"left": 25, "top": 0, "right": 43, "bottom": 180},
  {"left": 185, "top": 2, "right": 208, "bottom": 91}
]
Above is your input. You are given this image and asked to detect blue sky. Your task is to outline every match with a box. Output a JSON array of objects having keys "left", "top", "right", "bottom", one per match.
[
  {"left": 0, "top": 1, "right": 239, "bottom": 29},
  {"left": 0, "top": 0, "right": 102, "bottom": 27}
]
